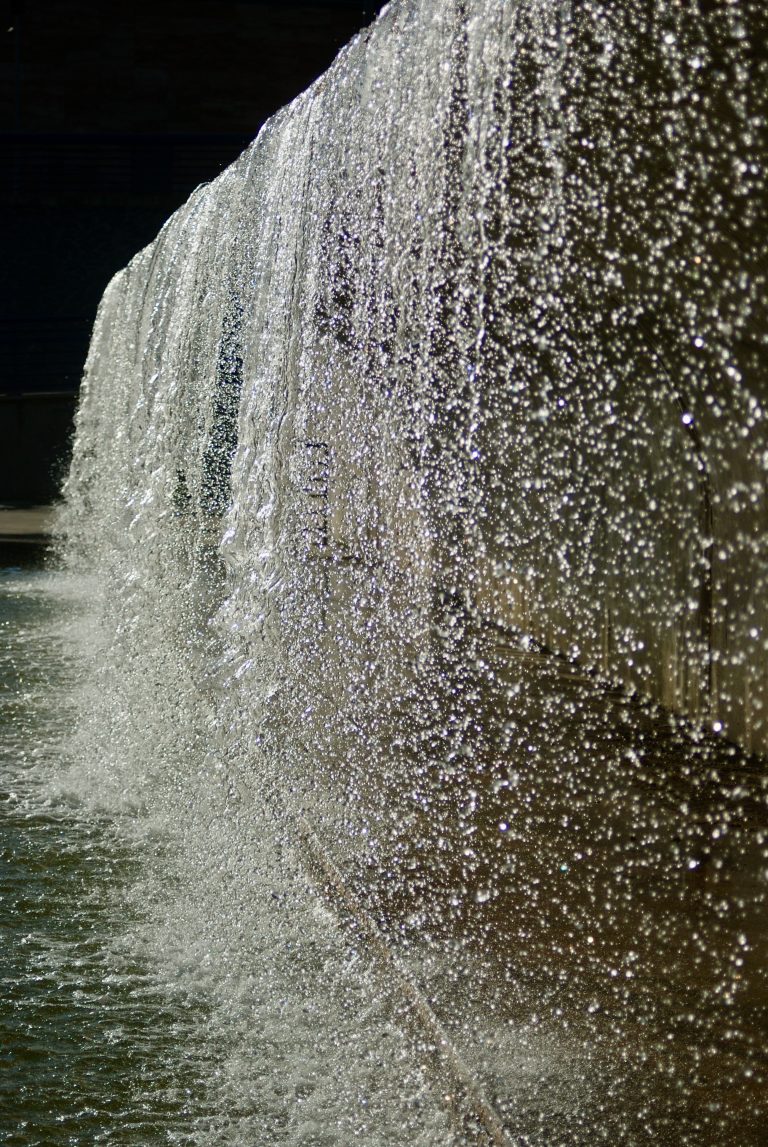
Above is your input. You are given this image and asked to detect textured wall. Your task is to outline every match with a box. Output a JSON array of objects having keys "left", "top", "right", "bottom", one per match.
[
  {"left": 58, "top": 7, "right": 768, "bottom": 1132},
  {"left": 63, "top": 0, "right": 768, "bottom": 762}
]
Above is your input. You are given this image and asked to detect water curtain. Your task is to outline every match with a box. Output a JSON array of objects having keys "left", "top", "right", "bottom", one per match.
[{"left": 59, "top": 2, "right": 767, "bottom": 1140}]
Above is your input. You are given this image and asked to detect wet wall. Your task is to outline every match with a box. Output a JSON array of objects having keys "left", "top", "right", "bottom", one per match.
[
  {"left": 62, "top": 0, "right": 768, "bottom": 761},
  {"left": 57, "top": 5, "right": 768, "bottom": 1136}
]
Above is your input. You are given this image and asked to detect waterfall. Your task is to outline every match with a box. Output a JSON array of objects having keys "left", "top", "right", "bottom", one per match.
[{"left": 56, "top": 1, "right": 766, "bottom": 1142}]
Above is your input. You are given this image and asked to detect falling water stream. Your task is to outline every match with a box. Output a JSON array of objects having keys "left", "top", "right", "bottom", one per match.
[{"left": 3, "top": 0, "right": 768, "bottom": 1143}]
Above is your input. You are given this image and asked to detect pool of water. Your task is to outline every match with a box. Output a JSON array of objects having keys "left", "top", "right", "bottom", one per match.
[
  {"left": 0, "top": 561, "right": 457, "bottom": 1146},
  {"left": 0, "top": 562, "right": 216, "bottom": 1145}
]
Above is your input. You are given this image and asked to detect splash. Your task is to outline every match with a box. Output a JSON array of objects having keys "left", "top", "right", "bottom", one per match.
[{"left": 58, "top": 1, "right": 767, "bottom": 1142}]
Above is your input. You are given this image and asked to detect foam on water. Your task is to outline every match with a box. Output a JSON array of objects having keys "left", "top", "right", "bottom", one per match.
[{"left": 1, "top": 568, "right": 458, "bottom": 1144}]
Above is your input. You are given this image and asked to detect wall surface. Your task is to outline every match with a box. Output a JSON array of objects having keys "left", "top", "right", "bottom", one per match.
[
  {"left": 57, "top": 5, "right": 768, "bottom": 1136},
  {"left": 62, "top": 2, "right": 768, "bottom": 751}
]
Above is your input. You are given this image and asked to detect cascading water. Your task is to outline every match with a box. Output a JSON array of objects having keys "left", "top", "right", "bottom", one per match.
[{"left": 12, "top": 0, "right": 763, "bottom": 1142}]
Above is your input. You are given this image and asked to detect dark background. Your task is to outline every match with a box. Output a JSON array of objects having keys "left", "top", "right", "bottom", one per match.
[{"left": 0, "top": 0, "right": 388, "bottom": 502}]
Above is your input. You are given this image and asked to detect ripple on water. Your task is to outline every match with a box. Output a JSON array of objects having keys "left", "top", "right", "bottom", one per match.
[{"left": 0, "top": 570, "right": 458, "bottom": 1147}]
